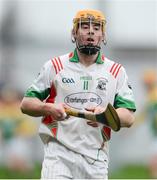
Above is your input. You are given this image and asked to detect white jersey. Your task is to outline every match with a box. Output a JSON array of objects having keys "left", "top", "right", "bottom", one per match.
[{"left": 25, "top": 49, "right": 136, "bottom": 161}]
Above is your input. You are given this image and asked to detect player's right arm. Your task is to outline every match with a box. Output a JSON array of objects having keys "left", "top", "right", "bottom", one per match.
[
  {"left": 20, "top": 60, "right": 66, "bottom": 121},
  {"left": 20, "top": 97, "right": 66, "bottom": 120}
]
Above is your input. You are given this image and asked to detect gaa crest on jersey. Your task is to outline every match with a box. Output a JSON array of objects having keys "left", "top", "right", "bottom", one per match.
[{"left": 96, "top": 77, "right": 108, "bottom": 91}]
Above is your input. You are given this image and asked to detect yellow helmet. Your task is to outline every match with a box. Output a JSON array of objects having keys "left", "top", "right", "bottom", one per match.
[{"left": 73, "top": 9, "right": 106, "bottom": 32}]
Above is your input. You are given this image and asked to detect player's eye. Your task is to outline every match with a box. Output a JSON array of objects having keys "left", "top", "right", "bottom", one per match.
[
  {"left": 93, "top": 25, "right": 101, "bottom": 31},
  {"left": 81, "top": 23, "right": 90, "bottom": 29}
]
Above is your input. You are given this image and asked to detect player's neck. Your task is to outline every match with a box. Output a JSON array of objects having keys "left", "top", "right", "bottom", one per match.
[{"left": 77, "top": 49, "right": 98, "bottom": 67}]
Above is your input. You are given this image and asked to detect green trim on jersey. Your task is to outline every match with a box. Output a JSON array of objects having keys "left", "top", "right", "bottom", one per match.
[
  {"left": 114, "top": 95, "right": 136, "bottom": 111},
  {"left": 69, "top": 49, "right": 79, "bottom": 63},
  {"left": 96, "top": 52, "right": 104, "bottom": 64},
  {"left": 69, "top": 49, "right": 104, "bottom": 64},
  {"left": 24, "top": 87, "right": 50, "bottom": 100}
]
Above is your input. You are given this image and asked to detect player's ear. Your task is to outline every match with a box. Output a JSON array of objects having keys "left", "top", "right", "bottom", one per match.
[{"left": 71, "top": 29, "right": 76, "bottom": 43}]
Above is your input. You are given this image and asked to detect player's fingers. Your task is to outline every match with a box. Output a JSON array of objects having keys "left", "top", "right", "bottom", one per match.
[
  {"left": 85, "top": 107, "right": 95, "bottom": 112},
  {"left": 62, "top": 103, "right": 69, "bottom": 109},
  {"left": 94, "top": 106, "right": 105, "bottom": 114},
  {"left": 87, "top": 121, "right": 99, "bottom": 127},
  {"left": 57, "top": 112, "right": 67, "bottom": 121}
]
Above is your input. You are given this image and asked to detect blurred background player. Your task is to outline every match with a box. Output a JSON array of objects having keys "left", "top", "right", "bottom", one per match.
[
  {"left": 20, "top": 9, "right": 136, "bottom": 179},
  {"left": 138, "top": 69, "right": 157, "bottom": 178},
  {"left": 0, "top": 85, "right": 38, "bottom": 172}
]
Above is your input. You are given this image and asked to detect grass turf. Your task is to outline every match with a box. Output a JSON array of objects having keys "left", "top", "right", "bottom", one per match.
[
  {"left": 109, "top": 164, "right": 151, "bottom": 179},
  {"left": 0, "top": 164, "right": 151, "bottom": 179},
  {"left": 0, "top": 164, "right": 41, "bottom": 179}
]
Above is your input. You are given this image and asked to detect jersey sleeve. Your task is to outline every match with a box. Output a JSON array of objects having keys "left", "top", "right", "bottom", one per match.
[
  {"left": 114, "top": 66, "right": 136, "bottom": 111},
  {"left": 24, "top": 60, "right": 54, "bottom": 101}
]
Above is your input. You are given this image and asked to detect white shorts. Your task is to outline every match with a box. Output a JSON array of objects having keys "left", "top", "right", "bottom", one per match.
[{"left": 41, "top": 138, "right": 108, "bottom": 179}]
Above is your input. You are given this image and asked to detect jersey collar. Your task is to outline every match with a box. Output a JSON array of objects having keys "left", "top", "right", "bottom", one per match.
[{"left": 69, "top": 49, "right": 105, "bottom": 64}]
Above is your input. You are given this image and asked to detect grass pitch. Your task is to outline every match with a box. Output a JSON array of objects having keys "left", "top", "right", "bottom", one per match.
[{"left": 0, "top": 163, "right": 151, "bottom": 179}]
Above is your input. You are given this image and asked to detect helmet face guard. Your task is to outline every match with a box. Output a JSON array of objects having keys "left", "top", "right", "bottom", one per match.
[
  {"left": 72, "top": 10, "right": 106, "bottom": 55},
  {"left": 76, "top": 43, "right": 101, "bottom": 55}
]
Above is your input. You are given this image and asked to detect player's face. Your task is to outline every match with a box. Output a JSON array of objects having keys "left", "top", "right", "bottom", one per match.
[{"left": 75, "top": 20, "right": 104, "bottom": 47}]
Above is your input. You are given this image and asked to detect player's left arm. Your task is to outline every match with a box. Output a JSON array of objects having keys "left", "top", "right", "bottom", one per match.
[
  {"left": 114, "top": 66, "right": 136, "bottom": 128},
  {"left": 116, "top": 108, "right": 135, "bottom": 128},
  {"left": 85, "top": 105, "right": 134, "bottom": 128}
]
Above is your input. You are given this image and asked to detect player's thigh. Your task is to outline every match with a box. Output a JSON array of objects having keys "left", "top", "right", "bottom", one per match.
[
  {"left": 41, "top": 139, "right": 73, "bottom": 179},
  {"left": 41, "top": 158, "right": 73, "bottom": 179},
  {"left": 84, "top": 158, "right": 108, "bottom": 179},
  {"left": 91, "top": 161, "right": 108, "bottom": 179}
]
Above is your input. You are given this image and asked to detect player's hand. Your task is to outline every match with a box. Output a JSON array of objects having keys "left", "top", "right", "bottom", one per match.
[
  {"left": 85, "top": 106, "right": 105, "bottom": 114},
  {"left": 46, "top": 103, "right": 68, "bottom": 121},
  {"left": 85, "top": 106, "right": 106, "bottom": 127}
]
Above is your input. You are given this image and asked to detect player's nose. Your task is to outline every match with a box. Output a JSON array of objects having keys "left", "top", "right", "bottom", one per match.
[{"left": 88, "top": 26, "right": 94, "bottom": 35}]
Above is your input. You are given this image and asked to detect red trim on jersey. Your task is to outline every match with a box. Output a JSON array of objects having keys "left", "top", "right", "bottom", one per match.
[
  {"left": 110, "top": 63, "right": 122, "bottom": 78},
  {"left": 42, "top": 116, "right": 57, "bottom": 138},
  {"left": 101, "top": 54, "right": 105, "bottom": 61},
  {"left": 115, "top": 64, "right": 122, "bottom": 78},
  {"left": 102, "top": 126, "right": 111, "bottom": 140},
  {"left": 42, "top": 116, "right": 53, "bottom": 125},
  {"left": 54, "top": 57, "right": 60, "bottom": 72},
  {"left": 42, "top": 83, "right": 57, "bottom": 125},
  {"left": 112, "top": 63, "right": 119, "bottom": 75},
  {"left": 58, "top": 57, "right": 63, "bottom": 69},
  {"left": 51, "top": 127, "right": 57, "bottom": 137},
  {"left": 46, "top": 83, "right": 57, "bottom": 103},
  {"left": 69, "top": 52, "right": 74, "bottom": 58},
  {"left": 51, "top": 57, "right": 63, "bottom": 74},
  {"left": 51, "top": 59, "right": 58, "bottom": 74},
  {"left": 110, "top": 63, "right": 116, "bottom": 73}
]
